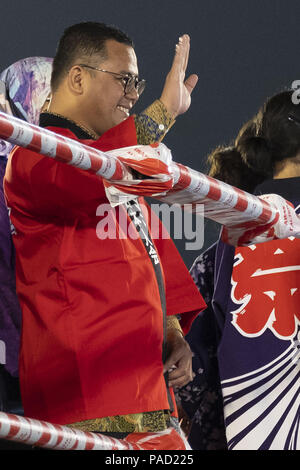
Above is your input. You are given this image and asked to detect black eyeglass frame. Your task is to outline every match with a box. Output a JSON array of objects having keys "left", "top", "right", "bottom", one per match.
[{"left": 77, "top": 64, "right": 146, "bottom": 96}]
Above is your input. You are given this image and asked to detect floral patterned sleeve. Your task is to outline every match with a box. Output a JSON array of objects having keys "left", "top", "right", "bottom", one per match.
[
  {"left": 176, "top": 245, "right": 217, "bottom": 415},
  {"left": 189, "top": 245, "right": 216, "bottom": 305},
  {"left": 134, "top": 99, "right": 175, "bottom": 145},
  {"left": 176, "top": 243, "right": 227, "bottom": 450}
]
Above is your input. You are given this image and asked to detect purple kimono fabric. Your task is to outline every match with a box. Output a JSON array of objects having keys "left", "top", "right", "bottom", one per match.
[
  {"left": 0, "top": 157, "right": 21, "bottom": 377},
  {"left": 0, "top": 57, "right": 52, "bottom": 376},
  {"left": 177, "top": 242, "right": 228, "bottom": 450}
]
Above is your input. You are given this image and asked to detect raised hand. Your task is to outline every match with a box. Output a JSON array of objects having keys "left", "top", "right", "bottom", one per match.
[{"left": 160, "top": 34, "right": 198, "bottom": 118}]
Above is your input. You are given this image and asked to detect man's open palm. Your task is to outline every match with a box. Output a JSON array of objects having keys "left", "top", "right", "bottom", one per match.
[{"left": 160, "top": 34, "right": 198, "bottom": 118}]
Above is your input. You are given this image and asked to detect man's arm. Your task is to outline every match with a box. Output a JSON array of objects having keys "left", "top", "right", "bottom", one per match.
[{"left": 140, "top": 202, "right": 206, "bottom": 389}]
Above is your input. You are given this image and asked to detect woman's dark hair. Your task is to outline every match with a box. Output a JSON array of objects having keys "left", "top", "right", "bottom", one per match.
[
  {"left": 208, "top": 90, "right": 300, "bottom": 192},
  {"left": 51, "top": 22, "right": 134, "bottom": 92}
]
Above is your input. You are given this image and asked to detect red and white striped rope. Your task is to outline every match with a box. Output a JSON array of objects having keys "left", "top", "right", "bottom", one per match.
[
  {"left": 0, "top": 111, "right": 128, "bottom": 181},
  {"left": 0, "top": 412, "right": 137, "bottom": 450},
  {"left": 0, "top": 412, "right": 189, "bottom": 450},
  {"left": 0, "top": 110, "right": 277, "bottom": 231}
]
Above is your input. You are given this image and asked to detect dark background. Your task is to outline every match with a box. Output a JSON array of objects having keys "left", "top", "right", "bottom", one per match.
[{"left": 1, "top": 0, "right": 299, "bottom": 267}]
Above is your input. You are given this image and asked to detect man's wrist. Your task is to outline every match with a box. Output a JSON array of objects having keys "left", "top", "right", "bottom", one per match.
[
  {"left": 159, "top": 97, "right": 178, "bottom": 120},
  {"left": 166, "top": 315, "right": 184, "bottom": 337},
  {"left": 134, "top": 99, "right": 176, "bottom": 145},
  {"left": 145, "top": 99, "right": 176, "bottom": 130}
]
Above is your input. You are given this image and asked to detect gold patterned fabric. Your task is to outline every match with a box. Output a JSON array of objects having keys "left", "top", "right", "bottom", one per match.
[
  {"left": 67, "top": 410, "right": 171, "bottom": 433},
  {"left": 66, "top": 101, "right": 177, "bottom": 434},
  {"left": 166, "top": 315, "right": 183, "bottom": 335},
  {"left": 134, "top": 99, "right": 175, "bottom": 144}
]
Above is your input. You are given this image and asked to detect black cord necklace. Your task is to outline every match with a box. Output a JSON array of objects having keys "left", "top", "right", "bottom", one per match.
[{"left": 42, "top": 111, "right": 98, "bottom": 140}]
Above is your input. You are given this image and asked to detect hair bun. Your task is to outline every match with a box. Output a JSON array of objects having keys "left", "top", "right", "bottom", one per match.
[
  {"left": 237, "top": 136, "right": 273, "bottom": 177},
  {"left": 208, "top": 145, "right": 255, "bottom": 191}
]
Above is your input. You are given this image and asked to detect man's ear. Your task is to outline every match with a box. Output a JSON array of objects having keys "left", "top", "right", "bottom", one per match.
[{"left": 67, "top": 65, "right": 85, "bottom": 95}]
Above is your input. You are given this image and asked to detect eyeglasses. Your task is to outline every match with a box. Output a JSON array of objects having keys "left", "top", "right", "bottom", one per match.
[{"left": 78, "top": 64, "right": 146, "bottom": 96}]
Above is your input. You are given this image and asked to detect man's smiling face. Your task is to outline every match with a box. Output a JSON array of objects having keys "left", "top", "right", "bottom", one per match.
[{"left": 80, "top": 39, "right": 140, "bottom": 136}]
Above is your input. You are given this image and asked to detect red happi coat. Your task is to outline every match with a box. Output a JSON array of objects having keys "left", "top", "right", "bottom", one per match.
[{"left": 4, "top": 117, "right": 205, "bottom": 424}]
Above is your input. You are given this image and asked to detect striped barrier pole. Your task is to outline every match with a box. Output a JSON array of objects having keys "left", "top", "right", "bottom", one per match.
[
  {"left": 0, "top": 110, "right": 278, "bottom": 232},
  {"left": 0, "top": 412, "right": 137, "bottom": 450}
]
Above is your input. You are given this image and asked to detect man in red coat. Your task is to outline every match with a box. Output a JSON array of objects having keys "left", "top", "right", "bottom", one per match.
[{"left": 4, "top": 22, "right": 205, "bottom": 448}]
